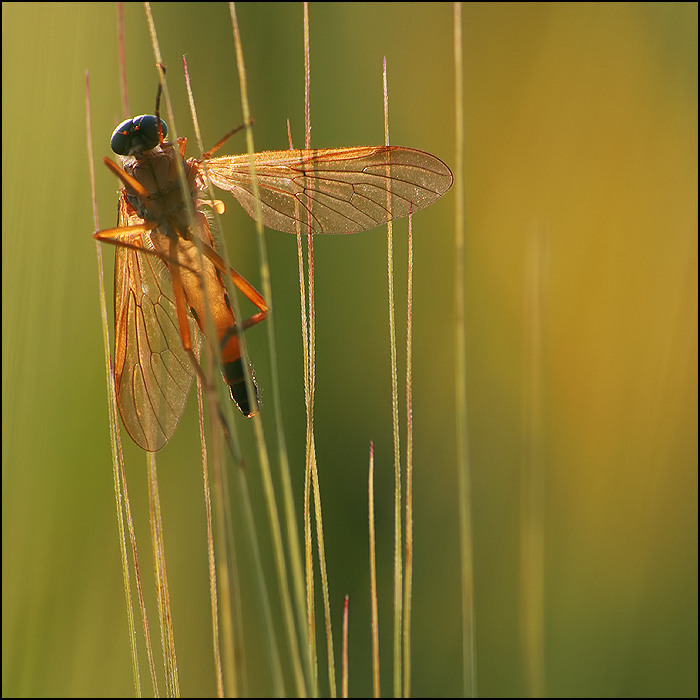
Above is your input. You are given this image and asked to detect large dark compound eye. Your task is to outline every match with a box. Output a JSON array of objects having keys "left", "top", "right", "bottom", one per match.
[{"left": 110, "top": 114, "right": 168, "bottom": 155}]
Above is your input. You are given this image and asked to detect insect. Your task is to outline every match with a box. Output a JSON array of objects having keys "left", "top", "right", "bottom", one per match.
[{"left": 94, "top": 112, "right": 453, "bottom": 451}]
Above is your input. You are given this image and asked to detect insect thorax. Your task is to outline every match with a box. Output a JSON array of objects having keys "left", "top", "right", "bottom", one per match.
[{"left": 122, "top": 144, "right": 198, "bottom": 228}]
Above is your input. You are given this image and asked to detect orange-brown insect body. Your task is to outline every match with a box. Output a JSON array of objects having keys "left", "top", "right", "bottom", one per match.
[{"left": 118, "top": 135, "right": 257, "bottom": 424}]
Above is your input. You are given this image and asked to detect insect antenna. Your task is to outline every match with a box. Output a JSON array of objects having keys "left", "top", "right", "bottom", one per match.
[{"left": 202, "top": 118, "right": 255, "bottom": 160}]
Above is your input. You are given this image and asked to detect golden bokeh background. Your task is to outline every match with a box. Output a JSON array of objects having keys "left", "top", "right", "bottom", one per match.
[{"left": 3, "top": 3, "right": 696, "bottom": 697}]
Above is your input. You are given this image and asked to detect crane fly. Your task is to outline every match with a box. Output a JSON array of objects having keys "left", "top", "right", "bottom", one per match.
[{"left": 94, "top": 113, "right": 453, "bottom": 451}]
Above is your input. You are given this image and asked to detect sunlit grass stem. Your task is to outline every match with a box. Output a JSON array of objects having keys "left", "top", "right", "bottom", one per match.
[
  {"left": 520, "top": 228, "right": 548, "bottom": 696},
  {"left": 368, "top": 442, "right": 381, "bottom": 697},
  {"left": 382, "top": 57, "right": 404, "bottom": 698},
  {"left": 194, "top": 369, "right": 225, "bottom": 697},
  {"left": 453, "top": 3, "right": 477, "bottom": 697},
  {"left": 147, "top": 452, "right": 180, "bottom": 697},
  {"left": 295, "top": 4, "right": 338, "bottom": 696},
  {"left": 341, "top": 595, "right": 350, "bottom": 698},
  {"left": 402, "top": 211, "right": 414, "bottom": 698}
]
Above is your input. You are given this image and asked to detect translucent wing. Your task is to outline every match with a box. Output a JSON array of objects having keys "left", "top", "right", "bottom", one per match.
[
  {"left": 205, "top": 146, "right": 453, "bottom": 235},
  {"left": 113, "top": 195, "right": 198, "bottom": 451}
]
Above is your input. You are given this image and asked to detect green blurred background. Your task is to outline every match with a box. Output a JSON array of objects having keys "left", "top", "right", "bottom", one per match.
[{"left": 2, "top": 2, "right": 697, "bottom": 697}]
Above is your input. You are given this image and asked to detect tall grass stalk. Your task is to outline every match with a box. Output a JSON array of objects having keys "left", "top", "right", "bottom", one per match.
[
  {"left": 194, "top": 366, "right": 225, "bottom": 697},
  {"left": 298, "top": 3, "right": 321, "bottom": 690},
  {"left": 402, "top": 211, "right": 414, "bottom": 697},
  {"left": 293, "top": 4, "right": 338, "bottom": 696},
  {"left": 147, "top": 451, "right": 180, "bottom": 696},
  {"left": 520, "top": 228, "right": 548, "bottom": 696},
  {"left": 341, "top": 594, "right": 350, "bottom": 698},
  {"left": 381, "top": 58, "right": 404, "bottom": 698},
  {"left": 288, "top": 107, "right": 318, "bottom": 689},
  {"left": 453, "top": 3, "right": 477, "bottom": 697},
  {"left": 368, "top": 441, "right": 381, "bottom": 697}
]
